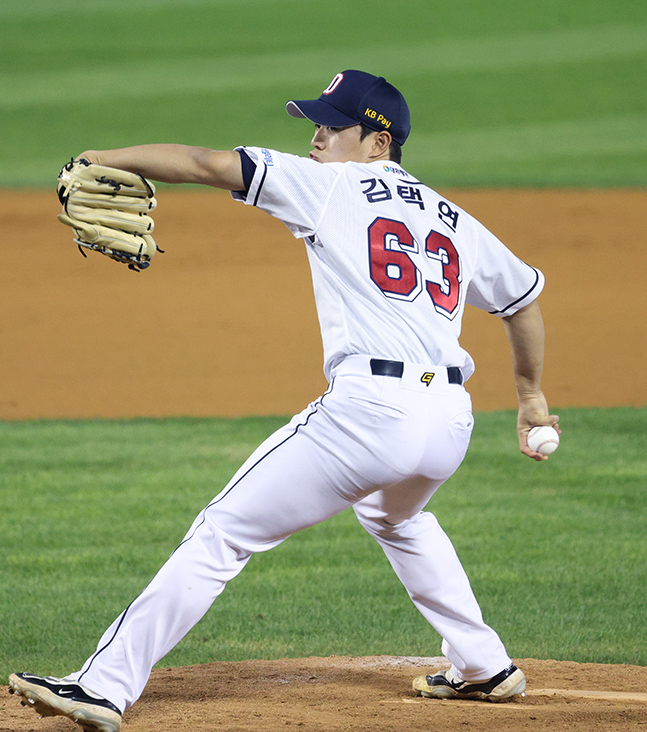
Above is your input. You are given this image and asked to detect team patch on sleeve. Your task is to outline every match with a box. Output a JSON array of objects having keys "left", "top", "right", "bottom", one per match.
[{"left": 260, "top": 148, "right": 280, "bottom": 168}]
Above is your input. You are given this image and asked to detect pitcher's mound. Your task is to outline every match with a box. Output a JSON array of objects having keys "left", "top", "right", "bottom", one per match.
[{"left": 9, "top": 656, "right": 645, "bottom": 732}]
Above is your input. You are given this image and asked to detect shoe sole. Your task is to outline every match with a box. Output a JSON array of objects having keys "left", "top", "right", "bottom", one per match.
[
  {"left": 8, "top": 674, "right": 121, "bottom": 732},
  {"left": 413, "top": 668, "right": 527, "bottom": 702}
]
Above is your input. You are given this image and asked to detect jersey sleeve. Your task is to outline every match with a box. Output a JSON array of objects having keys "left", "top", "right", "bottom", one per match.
[
  {"left": 465, "top": 217, "right": 545, "bottom": 317},
  {"left": 230, "top": 146, "right": 340, "bottom": 239}
]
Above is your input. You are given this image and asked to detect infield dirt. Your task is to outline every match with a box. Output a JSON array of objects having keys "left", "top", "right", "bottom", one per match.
[
  {"left": 1, "top": 189, "right": 645, "bottom": 419},
  {"left": 1, "top": 189, "right": 645, "bottom": 731}
]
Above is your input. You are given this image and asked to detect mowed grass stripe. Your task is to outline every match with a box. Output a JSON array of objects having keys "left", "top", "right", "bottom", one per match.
[
  {"left": 2, "top": 23, "right": 645, "bottom": 110},
  {"left": 0, "top": 0, "right": 295, "bottom": 19},
  {"left": 410, "top": 113, "right": 647, "bottom": 166}
]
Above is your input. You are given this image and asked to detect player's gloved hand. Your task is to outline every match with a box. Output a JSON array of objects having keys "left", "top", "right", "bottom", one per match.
[{"left": 57, "top": 158, "right": 161, "bottom": 271}]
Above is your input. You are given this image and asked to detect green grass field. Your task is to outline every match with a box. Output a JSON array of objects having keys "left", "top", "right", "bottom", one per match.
[
  {"left": 1, "top": 408, "right": 645, "bottom": 683},
  {"left": 1, "top": 0, "right": 646, "bottom": 186}
]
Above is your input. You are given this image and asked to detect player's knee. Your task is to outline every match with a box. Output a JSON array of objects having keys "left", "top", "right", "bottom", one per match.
[{"left": 355, "top": 509, "right": 400, "bottom": 538}]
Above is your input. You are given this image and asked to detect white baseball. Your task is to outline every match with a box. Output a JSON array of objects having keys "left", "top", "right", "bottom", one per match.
[{"left": 527, "top": 425, "right": 560, "bottom": 455}]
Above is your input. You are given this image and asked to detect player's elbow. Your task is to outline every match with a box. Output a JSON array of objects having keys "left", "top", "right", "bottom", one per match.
[{"left": 191, "top": 148, "right": 244, "bottom": 190}]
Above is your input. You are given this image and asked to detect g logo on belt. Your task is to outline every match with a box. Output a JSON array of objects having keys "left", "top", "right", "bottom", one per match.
[{"left": 421, "top": 372, "right": 435, "bottom": 386}]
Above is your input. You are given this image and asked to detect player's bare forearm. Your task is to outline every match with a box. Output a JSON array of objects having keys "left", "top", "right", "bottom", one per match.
[
  {"left": 502, "top": 301, "right": 560, "bottom": 460},
  {"left": 502, "top": 300, "right": 545, "bottom": 397},
  {"left": 77, "top": 144, "right": 245, "bottom": 190}
]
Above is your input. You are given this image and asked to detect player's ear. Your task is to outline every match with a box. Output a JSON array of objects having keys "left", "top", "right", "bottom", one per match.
[{"left": 369, "top": 130, "right": 392, "bottom": 159}]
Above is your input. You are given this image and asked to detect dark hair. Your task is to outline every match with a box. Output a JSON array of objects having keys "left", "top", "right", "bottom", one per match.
[{"left": 359, "top": 123, "right": 402, "bottom": 164}]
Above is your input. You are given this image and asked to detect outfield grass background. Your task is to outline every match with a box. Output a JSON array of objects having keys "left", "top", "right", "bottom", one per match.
[
  {"left": 1, "top": 0, "right": 645, "bottom": 684},
  {"left": 1, "top": 0, "right": 646, "bottom": 186}
]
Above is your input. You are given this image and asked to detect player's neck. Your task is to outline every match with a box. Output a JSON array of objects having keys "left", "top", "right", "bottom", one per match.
[{"left": 360, "top": 151, "right": 393, "bottom": 164}]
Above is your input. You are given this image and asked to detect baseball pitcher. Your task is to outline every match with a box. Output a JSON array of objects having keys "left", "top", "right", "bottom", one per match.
[{"left": 10, "top": 70, "right": 559, "bottom": 732}]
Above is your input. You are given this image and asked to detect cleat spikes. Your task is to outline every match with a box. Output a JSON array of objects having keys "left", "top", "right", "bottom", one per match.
[
  {"left": 8, "top": 672, "right": 121, "bottom": 731},
  {"left": 413, "top": 664, "right": 526, "bottom": 702}
]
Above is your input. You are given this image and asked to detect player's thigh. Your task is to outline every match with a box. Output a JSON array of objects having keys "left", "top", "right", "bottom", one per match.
[
  {"left": 196, "top": 399, "right": 362, "bottom": 549},
  {"left": 205, "top": 444, "right": 352, "bottom": 548},
  {"left": 197, "top": 379, "right": 420, "bottom": 547}
]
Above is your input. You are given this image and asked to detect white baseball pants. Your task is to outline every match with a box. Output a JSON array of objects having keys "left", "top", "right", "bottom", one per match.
[{"left": 70, "top": 355, "right": 512, "bottom": 712}]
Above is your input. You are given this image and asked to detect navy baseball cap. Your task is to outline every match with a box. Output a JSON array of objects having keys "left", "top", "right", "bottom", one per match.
[{"left": 286, "top": 70, "right": 411, "bottom": 145}]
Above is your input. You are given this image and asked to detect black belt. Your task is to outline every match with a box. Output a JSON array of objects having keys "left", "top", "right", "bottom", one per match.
[{"left": 370, "top": 359, "right": 463, "bottom": 385}]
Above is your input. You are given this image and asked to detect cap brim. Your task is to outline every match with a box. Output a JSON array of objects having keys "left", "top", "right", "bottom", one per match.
[{"left": 286, "top": 99, "right": 359, "bottom": 128}]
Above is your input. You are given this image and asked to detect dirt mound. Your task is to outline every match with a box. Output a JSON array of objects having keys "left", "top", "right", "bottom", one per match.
[{"left": 5, "top": 656, "right": 647, "bottom": 731}]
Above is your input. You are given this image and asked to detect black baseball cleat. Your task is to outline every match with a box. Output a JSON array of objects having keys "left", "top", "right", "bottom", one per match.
[
  {"left": 8, "top": 672, "right": 122, "bottom": 732},
  {"left": 412, "top": 663, "right": 526, "bottom": 702}
]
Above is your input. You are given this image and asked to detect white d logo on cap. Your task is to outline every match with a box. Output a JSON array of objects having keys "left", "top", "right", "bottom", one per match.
[{"left": 322, "top": 73, "right": 344, "bottom": 95}]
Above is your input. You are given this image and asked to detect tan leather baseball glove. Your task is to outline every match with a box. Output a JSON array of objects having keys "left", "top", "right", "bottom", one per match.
[{"left": 57, "top": 158, "right": 160, "bottom": 271}]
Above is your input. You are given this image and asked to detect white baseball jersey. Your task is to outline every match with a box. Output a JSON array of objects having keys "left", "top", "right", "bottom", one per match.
[{"left": 233, "top": 147, "right": 544, "bottom": 381}]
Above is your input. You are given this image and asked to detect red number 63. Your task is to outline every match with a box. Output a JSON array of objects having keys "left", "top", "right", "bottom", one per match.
[{"left": 368, "top": 217, "right": 461, "bottom": 319}]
